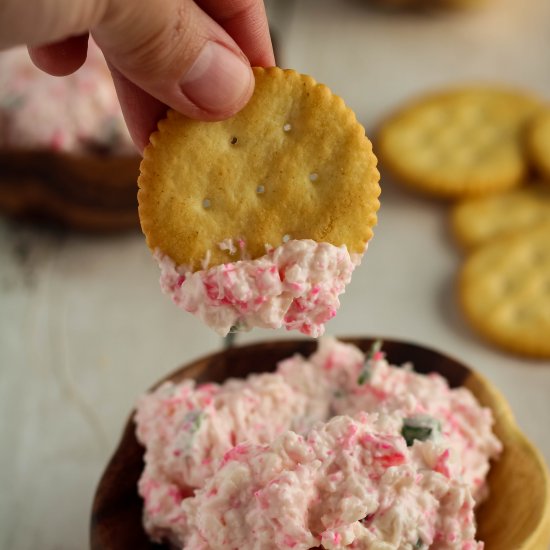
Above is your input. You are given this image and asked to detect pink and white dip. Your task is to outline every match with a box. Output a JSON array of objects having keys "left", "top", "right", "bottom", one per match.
[
  {"left": 0, "top": 41, "right": 133, "bottom": 154},
  {"left": 156, "top": 239, "right": 363, "bottom": 337},
  {"left": 135, "top": 337, "right": 502, "bottom": 549}
]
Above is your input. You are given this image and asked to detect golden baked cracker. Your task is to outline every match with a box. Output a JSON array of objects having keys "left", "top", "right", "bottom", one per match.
[
  {"left": 376, "top": 87, "right": 542, "bottom": 199},
  {"left": 459, "top": 222, "right": 550, "bottom": 358},
  {"left": 138, "top": 67, "right": 380, "bottom": 272},
  {"left": 526, "top": 107, "right": 550, "bottom": 182},
  {"left": 451, "top": 184, "right": 550, "bottom": 249}
]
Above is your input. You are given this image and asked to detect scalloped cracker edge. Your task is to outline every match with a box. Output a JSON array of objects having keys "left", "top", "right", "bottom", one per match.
[
  {"left": 376, "top": 86, "right": 542, "bottom": 199},
  {"left": 138, "top": 67, "right": 380, "bottom": 271},
  {"left": 459, "top": 222, "right": 550, "bottom": 358}
]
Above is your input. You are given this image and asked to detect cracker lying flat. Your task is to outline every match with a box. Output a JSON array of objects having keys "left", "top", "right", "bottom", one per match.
[
  {"left": 138, "top": 67, "right": 380, "bottom": 271},
  {"left": 451, "top": 184, "right": 550, "bottom": 249},
  {"left": 526, "top": 107, "right": 550, "bottom": 183},
  {"left": 459, "top": 222, "right": 550, "bottom": 358},
  {"left": 376, "top": 87, "right": 542, "bottom": 199}
]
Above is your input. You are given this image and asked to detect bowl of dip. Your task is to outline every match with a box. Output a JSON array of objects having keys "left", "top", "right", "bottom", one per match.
[{"left": 91, "top": 337, "right": 550, "bottom": 550}]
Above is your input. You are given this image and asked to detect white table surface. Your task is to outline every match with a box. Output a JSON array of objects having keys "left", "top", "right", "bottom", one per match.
[{"left": 1, "top": 0, "right": 550, "bottom": 547}]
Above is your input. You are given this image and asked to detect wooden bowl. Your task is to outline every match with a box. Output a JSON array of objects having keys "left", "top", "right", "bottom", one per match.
[
  {"left": 0, "top": 150, "right": 140, "bottom": 232},
  {"left": 90, "top": 338, "right": 550, "bottom": 550}
]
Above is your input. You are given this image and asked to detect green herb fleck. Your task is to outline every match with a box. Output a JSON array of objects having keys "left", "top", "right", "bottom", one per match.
[
  {"left": 184, "top": 410, "right": 203, "bottom": 434},
  {"left": 225, "top": 322, "right": 246, "bottom": 349},
  {"left": 357, "top": 339, "right": 383, "bottom": 385},
  {"left": 401, "top": 415, "right": 441, "bottom": 447},
  {"left": 357, "top": 370, "right": 370, "bottom": 385},
  {"left": 228, "top": 320, "right": 247, "bottom": 335},
  {"left": 177, "top": 410, "right": 205, "bottom": 455},
  {"left": 415, "top": 538, "right": 424, "bottom": 549},
  {"left": 1, "top": 93, "right": 24, "bottom": 110}
]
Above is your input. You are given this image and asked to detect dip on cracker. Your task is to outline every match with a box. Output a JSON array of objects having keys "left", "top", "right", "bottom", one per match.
[
  {"left": 138, "top": 67, "right": 380, "bottom": 337},
  {"left": 135, "top": 338, "right": 501, "bottom": 549},
  {"left": 0, "top": 43, "right": 133, "bottom": 153}
]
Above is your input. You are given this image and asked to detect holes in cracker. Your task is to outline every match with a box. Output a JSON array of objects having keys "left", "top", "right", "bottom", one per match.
[
  {"left": 514, "top": 306, "right": 533, "bottom": 323},
  {"left": 283, "top": 123, "right": 292, "bottom": 132},
  {"left": 309, "top": 173, "right": 319, "bottom": 182},
  {"left": 230, "top": 136, "right": 238, "bottom": 145},
  {"left": 532, "top": 248, "right": 549, "bottom": 265},
  {"left": 202, "top": 199, "right": 212, "bottom": 209},
  {"left": 256, "top": 185, "right": 265, "bottom": 194},
  {"left": 501, "top": 277, "right": 520, "bottom": 294},
  {"left": 282, "top": 234, "right": 291, "bottom": 243}
]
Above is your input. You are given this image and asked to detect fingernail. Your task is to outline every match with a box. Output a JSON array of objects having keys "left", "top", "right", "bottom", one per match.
[{"left": 180, "top": 41, "right": 253, "bottom": 113}]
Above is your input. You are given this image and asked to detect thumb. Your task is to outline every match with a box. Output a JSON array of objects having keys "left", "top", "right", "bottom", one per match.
[{"left": 94, "top": 0, "right": 254, "bottom": 122}]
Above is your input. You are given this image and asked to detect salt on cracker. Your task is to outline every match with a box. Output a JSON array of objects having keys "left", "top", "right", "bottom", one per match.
[
  {"left": 459, "top": 222, "right": 550, "bottom": 358},
  {"left": 138, "top": 67, "right": 380, "bottom": 271},
  {"left": 451, "top": 184, "right": 550, "bottom": 249},
  {"left": 526, "top": 107, "right": 550, "bottom": 183},
  {"left": 376, "top": 87, "right": 542, "bottom": 199}
]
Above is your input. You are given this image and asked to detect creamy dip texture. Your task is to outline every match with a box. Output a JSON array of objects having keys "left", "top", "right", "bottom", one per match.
[
  {"left": 156, "top": 239, "right": 362, "bottom": 337},
  {"left": 135, "top": 338, "right": 501, "bottom": 549},
  {"left": 0, "top": 42, "right": 133, "bottom": 153}
]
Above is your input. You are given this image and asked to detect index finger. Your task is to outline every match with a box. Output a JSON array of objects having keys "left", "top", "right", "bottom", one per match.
[{"left": 195, "top": 0, "right": 275, "bottom": 66}]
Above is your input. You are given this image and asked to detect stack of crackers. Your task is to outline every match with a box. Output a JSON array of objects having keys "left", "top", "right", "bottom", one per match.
[{"left": 376, "top": 87, "right": 550, "bottom": 358}]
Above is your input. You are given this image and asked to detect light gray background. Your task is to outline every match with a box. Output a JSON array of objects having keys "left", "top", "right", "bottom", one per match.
[{"left": 1, "top": 0, "right": 549, "bottom": 547}]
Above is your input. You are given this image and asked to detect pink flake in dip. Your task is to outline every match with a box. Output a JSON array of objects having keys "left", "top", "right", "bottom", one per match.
[
  {"left": 135, "top": 338, "right": 501, "bottom": 549},
  {"left": 182, "top": 415, "right": 481, "bottom": 550},
  {"left": 156, "top": 239, "right": 363, "bottom": 337}
]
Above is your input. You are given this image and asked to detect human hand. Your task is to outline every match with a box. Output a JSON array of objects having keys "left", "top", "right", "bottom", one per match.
[{"left": 0, "top": 0, "right": 275, "bottom": 151}]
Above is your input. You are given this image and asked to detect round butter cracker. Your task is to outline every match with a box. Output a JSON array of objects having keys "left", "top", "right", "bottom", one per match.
[
  {"left": 451, "top": 184, "right": 550, "bottom": 250},
  {"left": 526, "top": 107, "right": 550, "bottom": 183},
  {"left": 376, "top": 87, "right": 542, "bottom": 199},
  {"left": 138, "top": 67, "right": 380, "bottom": 271},
  {"left": 459, "top": 222, "right": 550, "bottom": 358}
]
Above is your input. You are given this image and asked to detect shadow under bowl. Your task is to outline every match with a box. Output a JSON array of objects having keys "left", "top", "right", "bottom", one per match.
[{"left": 91, "top": 337, "right": 550, "bottom": 550}]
